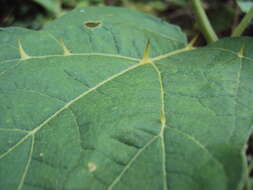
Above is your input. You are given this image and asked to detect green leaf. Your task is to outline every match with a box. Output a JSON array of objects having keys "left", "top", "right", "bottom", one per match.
[
  {"left": 0, "top": 7, "right": 253, "bottom": 190},
  {"left": 237, "top": 0, "right": 253, "bottom": 13},
  {"left": 32, "top": 0, "right": 61, "bottom": 16}
]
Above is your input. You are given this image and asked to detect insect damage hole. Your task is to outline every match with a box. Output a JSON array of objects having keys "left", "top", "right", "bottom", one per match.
[{"left": 84, "top": 21, "right": 101, "bottom": 28}]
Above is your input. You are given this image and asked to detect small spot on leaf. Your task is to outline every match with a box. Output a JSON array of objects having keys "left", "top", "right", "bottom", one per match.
[
  {"left": 88, "top": 162, "right": 97, "bottom": 172},
  {"left": 84, "top": 21, "right": 101, "bottom": 29}
]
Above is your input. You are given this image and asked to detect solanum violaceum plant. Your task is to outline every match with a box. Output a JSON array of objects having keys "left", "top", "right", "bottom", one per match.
[{"left": 0, "top": 1, "right": 253, "bottom": 190}]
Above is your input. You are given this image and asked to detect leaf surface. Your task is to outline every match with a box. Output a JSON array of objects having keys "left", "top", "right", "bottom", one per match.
[
  {"left": 237, "top": 0, "right": 253, "bottom": 13},
  {"left": 0, "top": 7, "right": 253, "bottom": 190}
]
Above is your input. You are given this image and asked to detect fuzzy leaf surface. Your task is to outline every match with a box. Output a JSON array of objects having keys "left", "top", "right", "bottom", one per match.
[{"left": 0, "top": 7, "right": 253, "bottom": 190}]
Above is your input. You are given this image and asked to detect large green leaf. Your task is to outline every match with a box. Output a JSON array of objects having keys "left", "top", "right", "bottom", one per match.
[{"left": 0, "top": 7, "right": 253, "bottom": 190}]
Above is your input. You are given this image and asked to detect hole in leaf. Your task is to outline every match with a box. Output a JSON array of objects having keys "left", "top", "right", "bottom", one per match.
[{"left": 84, "top": 21, "right": 101, "bottom": 28}]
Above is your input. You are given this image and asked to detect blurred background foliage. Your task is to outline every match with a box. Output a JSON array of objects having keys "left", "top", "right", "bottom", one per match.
[
  {"left": 238, "top": 0, "right": 253, "bottom": 12},
  {"left": 0, "top": 0, "right": 252, "bottom": 44}
]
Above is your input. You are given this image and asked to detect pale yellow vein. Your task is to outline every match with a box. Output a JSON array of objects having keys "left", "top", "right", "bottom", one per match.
[{"left": 17, "top": 135, "right": 35, "bottom": 190}]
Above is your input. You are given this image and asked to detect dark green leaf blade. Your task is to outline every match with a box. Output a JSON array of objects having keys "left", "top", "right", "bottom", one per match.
[{"left": 0, "top": 7, "right": 252, "bottom": 190}]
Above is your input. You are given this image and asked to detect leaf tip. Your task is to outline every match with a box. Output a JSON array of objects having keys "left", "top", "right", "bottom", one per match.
[
  {"left": 60, "top": 40, "right": 71, "bottom": 56},
  {"left": 18, "top": 40, "right": 30, "bottom": 60},
  {"left": 186, "top": 35, "right": 198, "bottom": 50},
  {"left": 140, "top": 40, "right": 152, "bottom": 64},
  {"left": 237, "top": 45, "right": 245, "bottom": 58}
]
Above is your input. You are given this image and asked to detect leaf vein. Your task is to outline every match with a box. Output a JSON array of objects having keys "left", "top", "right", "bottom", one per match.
[
  {"left": 150, "top": 63, "right": 168, "bottom": 190},
  {"left": 166, "top": 126, "right": 228, "bottom": 182},
  {"left": 107, "top": 136, "right": 159, "bottom": 190},
  {"left": 0, "top": 53, "right": 140, "bottom": 65},
  {"left": 17, "top": 135, "right": 35, "bottom": 190},
  {"left": 0, "top": 63, "right": 141, "bottom": 159}
]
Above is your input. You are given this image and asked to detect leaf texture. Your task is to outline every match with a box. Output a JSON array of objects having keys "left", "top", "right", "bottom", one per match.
[{"left": 0, "top": 7, "right": 253, "bottom": 190}]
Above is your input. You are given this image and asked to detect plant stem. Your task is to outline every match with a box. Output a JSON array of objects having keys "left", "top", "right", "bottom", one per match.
[
  {"left": 191, "top": 0, "right": 218, "bottom": 43},
  {"left": 232, "top": 6, "right": 253, "bottom": 37}
]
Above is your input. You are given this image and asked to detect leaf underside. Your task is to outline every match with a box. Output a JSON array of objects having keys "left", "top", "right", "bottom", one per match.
[{"left": 0, "top": 7, "right": 253, "bottom": 190}]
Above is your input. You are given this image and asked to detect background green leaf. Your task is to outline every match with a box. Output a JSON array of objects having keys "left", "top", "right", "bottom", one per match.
[
  {"left": 0, "top": 7, "right": 253, "bottom": 190},
  {"left": 237, "top": 0, "right": 253, "bottom": 13},
  {"left": 32, "top": 0, "right": 61, "bottom": 16}
]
